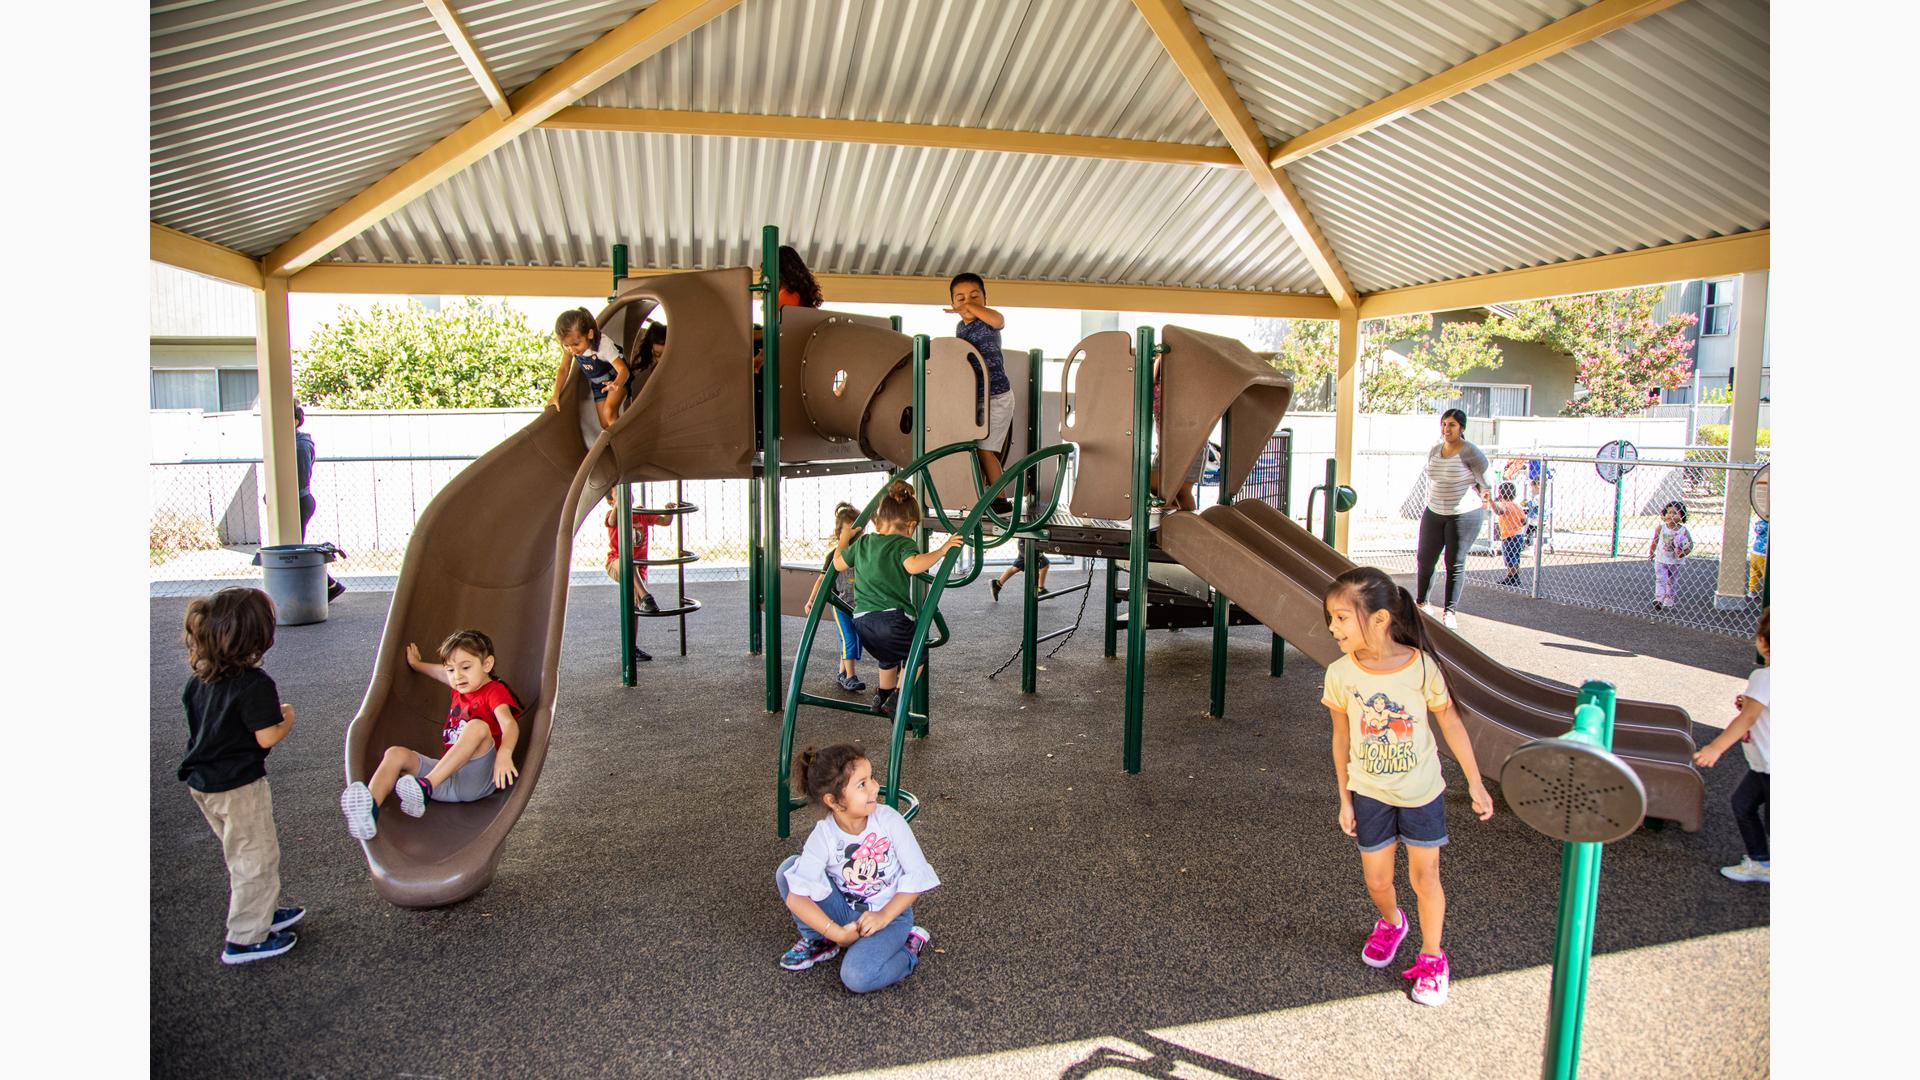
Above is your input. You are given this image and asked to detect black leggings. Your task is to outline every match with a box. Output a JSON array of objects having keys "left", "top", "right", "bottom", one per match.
[
  {"left": 1731, "top": 769, "right": 1769, "bottom": 861},
  {"left": 1416, "top": 507, "right": 1484, "bottom": 609}
]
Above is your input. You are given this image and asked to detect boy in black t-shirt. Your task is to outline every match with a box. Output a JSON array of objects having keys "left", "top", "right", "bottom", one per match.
[{"left": 179, "top": 587, "right": 306, "bottom": 964}]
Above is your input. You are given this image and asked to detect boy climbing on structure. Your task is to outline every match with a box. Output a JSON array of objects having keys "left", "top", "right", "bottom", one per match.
[{"left": 946, "top": 273, "right": 1014, "bottom": 515}]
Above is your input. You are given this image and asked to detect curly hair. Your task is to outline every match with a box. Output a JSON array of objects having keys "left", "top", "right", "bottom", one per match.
[
  {"left": 183, "top": 587, "right": 276, "bottom": 683},
  {"left": 778, "top": 246, "right": 823, "bottom": 308},
  {"left": 795, "top": 743, "right": 869, "bottom": 804}
]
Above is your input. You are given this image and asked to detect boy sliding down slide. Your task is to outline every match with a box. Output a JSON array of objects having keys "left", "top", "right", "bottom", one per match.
[{"left": 341, "top": 630, "right": 523, "bottom": 840}]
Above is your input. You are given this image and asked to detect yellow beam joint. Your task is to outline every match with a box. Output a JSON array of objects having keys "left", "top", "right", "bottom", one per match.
[
  {"left": 541, "top": 107, "right": 1240, "bottom": 167},
  {"left": 1270, "top": 0, "right": 1684, "bottom": 168},
  {"left": 289, "top": 262, "right": 1338, "bottom": 319},
  {"left": 151, "top": 223, "right": 263, "bottom": 290},
  {"left": 260, "top": 0, "right": 744, "bottom": 278},
  {"left": 1130, "top": 0, "right": 1357, "bottom": 309},
  {"left": 423, "top": 0, "right": 511, "bottom": 120},
  {"left": 1356, "top": 231, "right": 1770, "bottom": 319}
]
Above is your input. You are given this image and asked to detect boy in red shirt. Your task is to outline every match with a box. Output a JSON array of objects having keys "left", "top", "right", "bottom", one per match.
[{"left": 340, "top": 629, "right": 522, "bottom": 840}]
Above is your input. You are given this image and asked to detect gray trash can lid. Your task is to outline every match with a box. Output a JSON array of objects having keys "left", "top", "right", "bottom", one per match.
[{"left": 252, "top": 542, "right": 344, "bottom": 565}]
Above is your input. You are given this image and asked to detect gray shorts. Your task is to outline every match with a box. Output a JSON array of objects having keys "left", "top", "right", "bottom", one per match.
[
  {"left": 414, "top": 749, "right": 498, "bottom": 802},
  {"left": 979, "top": 391, "right": 1015, "bottom": 457}
]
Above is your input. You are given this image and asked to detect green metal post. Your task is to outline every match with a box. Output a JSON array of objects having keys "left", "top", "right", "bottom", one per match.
[
  {"left": 1021, "top": 348, "right": 1044, "bottom": 693},
  {"left": 1103, "top": 558, "right": 1118, "bottom": 657},
  {"left": 761, "top": 225, "right": 783, "bottom": 713},
  {"left": 1609, "top": 440, "right": 1625, "bottom": 558},
  {"left": 1272, "top": 426, "right": 1291, "bottom": 677},
  {"left": 1123, "top": 327, "right": 1155, "bottom": 773},
  {"left": 890, "top": 315, "right": 903, "bottom": 332},
  {"left": 618, "top": 483, "right": 637, "bottom": 686},
  {"left": 610, "top": 243, "right": 628, "bottom": 302},
  {"left": 748, "top": 478, "right": 762, "bottom": 655},
  {"left": 1208, "top": 411, "right": 1231, "bottom": 717},
  {"left": 1321, "top": 457, "right": 1338, "bottom": 546},
  {"left": 911, "top": 335, "right": 931, "bottom": 724},
  {"left": 1541, "top": 680, "right": 1618, "bottom": 1080}
]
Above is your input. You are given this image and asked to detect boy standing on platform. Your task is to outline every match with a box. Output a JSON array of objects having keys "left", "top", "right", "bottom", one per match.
[{"left": 946, "top": 273, "right": 1014, "bottom": 515}]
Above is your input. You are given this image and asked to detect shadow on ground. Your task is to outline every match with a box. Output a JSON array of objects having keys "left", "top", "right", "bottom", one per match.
[{"left": 151, "top": 574, "right": 1766, "bottom": 1078}]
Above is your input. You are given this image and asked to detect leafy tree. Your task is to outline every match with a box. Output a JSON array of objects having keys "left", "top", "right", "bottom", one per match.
[
  {"left": 294, "top": 298, "right": 560, "bottom": 409},
  {"left": 1266, "top": 314, "right": 1504, "bottom": 413},
  {"left": 1483, "top": 288, "right": 1696, "bottom": 416}
]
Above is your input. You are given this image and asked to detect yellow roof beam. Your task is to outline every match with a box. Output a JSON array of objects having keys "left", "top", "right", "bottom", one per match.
[
  {"left": 288, "top": 262, "right": 1338, "bottom": 319},
  {"left": 422, "top": 0, "right": 511, "bottom": 120},
  {"left": 260, "top": 0, "right": 743, "bottom": 278},
  {"left": 1356, "top": 231, "right": 1770, "bottom": 319},
  {"left": 1131, "top": 0, "right": 1356, "bottom": 310},
  {"left": 151, "top": 223, "right": 264, "bottom": 290},
  {"left": 541, "top": 107, "right": 1241, "bottom": 168},
  {"left": 1271, "top": 0, "right": 1685, "bottom": 168}
]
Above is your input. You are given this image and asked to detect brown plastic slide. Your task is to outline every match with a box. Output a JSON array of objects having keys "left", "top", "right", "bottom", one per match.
[
  {"left": 1158, "top": 500, "right": 1705, "bottom": 830},
  {"left": 344, "top": 268, "right": 754, "bottom": 907}
]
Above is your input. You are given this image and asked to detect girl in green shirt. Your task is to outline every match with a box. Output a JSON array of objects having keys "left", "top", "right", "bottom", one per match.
[{"left": 833, "top": 481, "right": 964, "bottom": 718}]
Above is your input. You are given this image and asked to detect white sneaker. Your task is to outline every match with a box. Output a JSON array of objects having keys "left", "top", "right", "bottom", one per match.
[
  {"left": 395, "top": 774, "right": 429, "bottom": 818},
  {"left": 1720, "top": 857, "right": 1770, "bottom": 883},
  {"left": 1442, "top": 609, "right": 1459, "bottom": 630},
  {"left": 1420, "top": 603, "right": 1443, "bottom": 620},
  {"left": 341, "top": 782, "right": 376, "bottom": 840}
]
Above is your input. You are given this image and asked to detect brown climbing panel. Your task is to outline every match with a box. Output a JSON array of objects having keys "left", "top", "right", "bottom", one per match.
[
  {"left": 1157, "top": 325, "right": 1293, "bottom": 502},
  {"left": 1059, "top": 330, "right": 1139, "bottom": 521},
  {"left": 778, "top": 307, "right": 894, "bottom": 464},
  {"left": 798, "top": 319, "right": 913, "bottom": 456}
]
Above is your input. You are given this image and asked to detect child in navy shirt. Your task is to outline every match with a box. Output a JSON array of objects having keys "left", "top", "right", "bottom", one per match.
[
  {"left": 947, "top": 273, "right": 1014, "bottom": 514},
  {"left": 548, "top": 307, "right": 629, "bottom": 429}
]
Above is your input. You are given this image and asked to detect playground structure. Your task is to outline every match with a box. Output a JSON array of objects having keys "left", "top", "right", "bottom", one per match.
[{"left": 346, "top": 225, "right": 1704, "bottom": 908}]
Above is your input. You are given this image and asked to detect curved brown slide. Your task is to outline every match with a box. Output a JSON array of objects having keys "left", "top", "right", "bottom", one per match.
[
  {"left": 1159, "top": 500, "right": 1705, "bottom": 830},
  {"left": 344, "top": 268, "right": 752, "bottom": 907}
]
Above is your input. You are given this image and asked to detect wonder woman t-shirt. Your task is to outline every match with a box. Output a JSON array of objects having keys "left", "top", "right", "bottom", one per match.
[{"left": 1322, "top": 651, "right": 1451, "bottom": 807}]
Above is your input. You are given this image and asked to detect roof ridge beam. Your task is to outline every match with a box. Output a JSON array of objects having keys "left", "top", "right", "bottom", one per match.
[
  {"left": 541, "top": 107, "right": 1241, "bottom": 167},
  {"left": 1131, "top": 0, "right": 1358, "bottom": 309},
  {"left": 1270, "top": 0, "right": 1685, "bottom": 168},
  {"left": 422, "top": 0, "right": 511, "bottom": 120},
  {"left": 260, "top": 0, "right": 744, "bottom": 278},
  {"left": 1356, "top": 230, "right": 1769, "bottom": 318},
  {"left": 151, "top": 223, "right": 265, "bottom": 290}
]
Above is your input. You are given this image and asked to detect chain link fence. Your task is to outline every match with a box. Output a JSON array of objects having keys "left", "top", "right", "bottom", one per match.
[
  {"left": 149, "top": 456, "right": 911, "bottom": 598},
  {"left": 1348, "top": 448, "right": 1768, "bottom": 638}
]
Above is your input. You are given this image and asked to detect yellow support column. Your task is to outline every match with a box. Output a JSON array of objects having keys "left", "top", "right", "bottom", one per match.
[
  {"left": 255, "top": 277, "right": 302, "bottom": 545},
  {"left": 1715, "top": 270, "right": 1767, "bottom": 608},
  {"left": 1333, "top": 308, "right": 1359, "bottom": 554}
]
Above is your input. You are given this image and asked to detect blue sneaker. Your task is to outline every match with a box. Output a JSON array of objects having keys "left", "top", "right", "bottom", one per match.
[
  {"left": 221, "top": 929, "right": 297, "bottom": 965},
  {"left": 779, "top": 936, "right": 841, "bottom": 971},
  {"left": 269, "top": 907, "right": 305, "bottom": 932},
  {"left": 837, "top": 672, "right": 867, "bottom": 693}
]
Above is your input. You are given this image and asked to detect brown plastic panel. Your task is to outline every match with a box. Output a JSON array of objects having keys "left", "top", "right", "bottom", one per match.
[
  {"left": 1158, "top": 501, "right": 1704, "bottom": 830},
  {"left": 800, "top": 319, "right": 912, "bottom": 453},
  {"left": 1059, "top": 330, "right": 1138, "bottom": 520},
  {"left": 920, "top": 337, "right": 990, "bottom": 513},
  {"left": 780, "top": 566, "right": 827, "bottom": 618},
  {"left": 1157, "top": 326, "right": 1293, "bottom": 500},
  {"left": 344, "top": 267, "right": 754, "bottom": 907},
  {"left": 779, "top": 307, "right": 893, "bottom": 463}
]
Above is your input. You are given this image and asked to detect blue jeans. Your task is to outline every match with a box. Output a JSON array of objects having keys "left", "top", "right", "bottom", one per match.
[{"left": 776, "top": 855, "right": 919, "bottom": 993}]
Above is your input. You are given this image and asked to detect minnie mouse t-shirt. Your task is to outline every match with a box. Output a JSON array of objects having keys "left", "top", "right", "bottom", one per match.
[
  {"left": 444, "top": 679, "right": 521, "bottom": 749},
  {"left": 783, "top": 804, "right": 940, "bottom": 913}
]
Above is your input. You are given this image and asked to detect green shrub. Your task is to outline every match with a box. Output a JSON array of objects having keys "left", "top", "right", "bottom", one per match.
[{"left": 1687, "top": 425, "right": 1770, "bottom": 497}]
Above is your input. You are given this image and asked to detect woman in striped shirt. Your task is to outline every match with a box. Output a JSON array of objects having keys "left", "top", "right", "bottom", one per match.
[{"left": 1415, "top": 409, "right": 1491, "bottom": 630}]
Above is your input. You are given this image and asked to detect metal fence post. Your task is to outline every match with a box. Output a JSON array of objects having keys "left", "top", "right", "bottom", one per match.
[{"left": 1532, "top": 459, "right": 1548, "bottom": 600}]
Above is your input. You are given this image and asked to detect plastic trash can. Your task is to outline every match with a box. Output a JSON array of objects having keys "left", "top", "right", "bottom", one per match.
[{"left": 252, "top": 543, "right": 343, "bottom": 626}]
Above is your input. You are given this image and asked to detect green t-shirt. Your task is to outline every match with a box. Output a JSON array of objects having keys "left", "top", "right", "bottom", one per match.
[{"left": 845, "top": 533, "right": 920, "bottom": 613}]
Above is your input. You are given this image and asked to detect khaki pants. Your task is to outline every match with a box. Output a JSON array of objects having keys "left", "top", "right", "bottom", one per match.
[{"left": 190, "top": 777, "right": 281, "bottom": 945}]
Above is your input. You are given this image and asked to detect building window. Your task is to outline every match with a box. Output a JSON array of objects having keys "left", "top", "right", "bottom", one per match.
[
  {"left": 218, "top": 369, "right": 259, "bottom": 411},
  {"left": 1701, "top": 280, "right": 1733, "bottom": 336},
  {"left": 1440, "top": 383, "right": 1531, "bottom": 418},
  {"left": 151, "top": 368, "right": 259, "bottom": 411}
]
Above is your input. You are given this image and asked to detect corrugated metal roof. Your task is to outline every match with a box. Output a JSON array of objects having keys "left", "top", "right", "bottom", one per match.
[
  {"left": 1291, "top": 0, "right": 1768, "bottom": 292},
  {"left": 581, "top": 0, "right": 1225, "bottom": 144},
  {"left": 1183, "top": 0, "right": 1591, "bottom": 146},
  {"left": 335, "top": 128, "right": 1315, "bottom": 293},
  {"left": 150, "top": 0, "right": 650, "bottom": 256}
]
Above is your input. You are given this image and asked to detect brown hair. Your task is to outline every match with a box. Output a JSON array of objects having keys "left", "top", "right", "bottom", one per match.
[
  {"left": 873, "top": 480, "right": 919, "bottom": 532},
  {"left": 828, "top": 501, "right": 859, "bottom": 541},
  {"left": 779, "top": 246, "right": 823, "bottom": 308},
  {"left": 554, "top": 307, "right": 598, "bottom": 344},
  {"left": 796, "top": 743, "right": 869, "bottom": 804},
  {"left": 183, "top": 587, "right": 277, "bottom": 683},
  {"left": 438, "top": 629, "right": 497, "bottom": 664},
  {"left": 1756, "top": 607, "right": 1768, "bottom": 652}
]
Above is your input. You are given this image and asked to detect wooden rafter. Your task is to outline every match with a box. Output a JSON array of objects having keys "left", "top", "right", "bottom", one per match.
[
  {"left": 541, "top": 107, "right": 1240, "bottom": 168},
  {"left": 422, "top": 0, "right": 511, "bottom": 120},
  {"left": 1131, "top": 0, "right": 1357, "bottom": 310},
  {"left": 151, "top": 223, "right": 264, "bottom": 290},
  {"left": 1270, "top": 0, "right": 1685, "bottom": 168},
  {"left": 260, "top": 0, "right": 744, "bottom": 278}
]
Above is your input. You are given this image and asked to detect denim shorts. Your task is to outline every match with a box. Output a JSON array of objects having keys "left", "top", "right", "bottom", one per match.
[{"left": 1352, "top": 791, "right": 1448, "bottom": 853}]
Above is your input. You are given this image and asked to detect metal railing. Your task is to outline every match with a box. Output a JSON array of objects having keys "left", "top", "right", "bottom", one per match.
[{"left": 1349, "top": 449, "right": 1768, "bottom": 638}]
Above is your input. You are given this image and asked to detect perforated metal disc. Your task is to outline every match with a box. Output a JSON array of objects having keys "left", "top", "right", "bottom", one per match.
[{"left": 1501, "top": 740, "right": 1647, "bottom": 843}]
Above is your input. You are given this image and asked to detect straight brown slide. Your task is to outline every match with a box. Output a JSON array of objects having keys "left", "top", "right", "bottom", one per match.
[
  {"left": 344, "top": 268, "right": 752, "bottom": 907},
  {"left": 1158, "top": 499, "right": 1705, "bottom": 831}
]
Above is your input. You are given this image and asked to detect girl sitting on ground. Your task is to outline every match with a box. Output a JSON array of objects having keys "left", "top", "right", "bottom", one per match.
[
  {"left": 834, "top": 481, "right": 965, "bottom": 718},
  {"left": 1322, "top": 566, "right": 1494, "bottom": 1007},
  {"left": 340, "top": 630, "right": 522, "bottom": 840},
  {"left": 548, "top": 307, "right": 629, "bottom": 430},
  {"left": 775, "top": 743, "right": 938, "bottom": 991}
]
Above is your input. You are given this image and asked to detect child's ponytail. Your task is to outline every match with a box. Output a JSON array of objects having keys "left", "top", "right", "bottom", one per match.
[
  {"left": 794, "top": 743, "right": 869, "bottom": 802},
  {"left": 873, "top": 480, "right": 919, "bottom": 531},
  {"left": 554, "top": 307, "right": 598, "bottom": 343}
]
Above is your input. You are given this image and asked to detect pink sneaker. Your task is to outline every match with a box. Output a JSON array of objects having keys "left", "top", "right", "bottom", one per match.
[
  {"left": 1403, "top": 951, "right": 1450, "bottom": 1006},
  {"left": 1362, "top": 909, "right": 1408, "bottom": 968}
]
